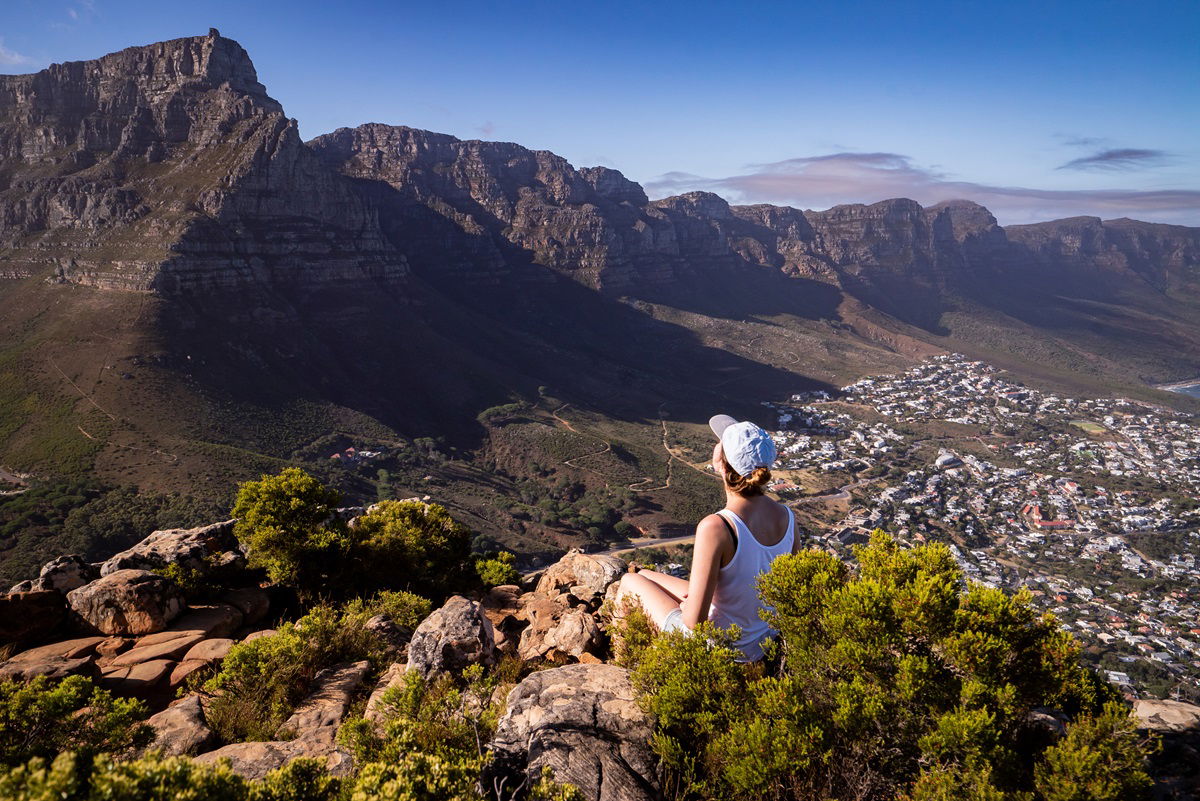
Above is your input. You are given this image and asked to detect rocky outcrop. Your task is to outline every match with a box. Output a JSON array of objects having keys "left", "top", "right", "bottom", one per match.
[
  {"left": 66, "top": 569, "right": 184, "bottom": 636},
  {"left": 145, "top": 694, "right": 217, "bottom": 756},
  {"left": 36, "top": 554, "right": 98, "bottom": 593},
  {"left": 193, "top": 727, "right": 353, "bottom": 781},
  {"left": 99, "top": 520, "right": 238, "bottom": 576},
  {"left": 405, "top": 595, "right": 495, "bottom": 678},
  {"left": 534, "top": 551, "right": 625, "bottom": 602},
  {"left": 276, "top": 660, "right": 370, "bottom": 738},
  {"left": 489, "top": 663, "right": 660, "bottom": 801}
]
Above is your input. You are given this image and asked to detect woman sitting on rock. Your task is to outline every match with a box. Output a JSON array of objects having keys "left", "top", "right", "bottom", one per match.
[{"left": 616, "top": 414, "right": 797, "bottom": 662}]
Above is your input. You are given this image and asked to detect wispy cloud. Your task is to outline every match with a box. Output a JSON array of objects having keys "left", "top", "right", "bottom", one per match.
[
  {"left": 476, "top": 121, "right": 495, "bottom": 137},
  {"left": 644, "top": 152, "right": 1200, "bottom": 226},
  {"left": 1057, "top": 148, "right": 1170, "bottom": 172},
  {"left": 0, "top": 39, "right": 32, "bottom": 66}
]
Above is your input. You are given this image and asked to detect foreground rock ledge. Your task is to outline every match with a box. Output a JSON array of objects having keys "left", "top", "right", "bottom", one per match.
[{"left": 488, "top": 663, "right": 659, "bottom": 801}]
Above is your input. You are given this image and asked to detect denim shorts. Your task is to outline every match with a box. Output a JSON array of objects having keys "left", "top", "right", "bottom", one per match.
[{"left": 661, "top": 607, "right": 690, "bottom": 634}]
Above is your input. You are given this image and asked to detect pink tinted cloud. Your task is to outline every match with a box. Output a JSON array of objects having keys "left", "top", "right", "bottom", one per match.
[{"left": 645, "top": 152, "right": 1200, "bottom": 226}]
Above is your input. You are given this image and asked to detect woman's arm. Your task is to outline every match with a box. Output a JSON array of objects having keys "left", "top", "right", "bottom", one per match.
[{"left": 679, "top": 514, "right": 731, "bottom": 628}]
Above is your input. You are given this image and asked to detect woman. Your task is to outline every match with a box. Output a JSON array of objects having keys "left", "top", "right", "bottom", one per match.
[{"left": 616, "top": 414, "right": 797, "bottom": 662}]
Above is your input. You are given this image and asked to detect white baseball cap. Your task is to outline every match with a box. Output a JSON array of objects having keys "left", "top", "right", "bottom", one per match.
[{"left": 709, "top": 414, "right": 777, "bottom": 477}]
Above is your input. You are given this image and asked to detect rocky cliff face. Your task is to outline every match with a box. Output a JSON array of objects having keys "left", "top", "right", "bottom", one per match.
[{"left": 0, "top": 30, "right": 405, "bottom": 292}]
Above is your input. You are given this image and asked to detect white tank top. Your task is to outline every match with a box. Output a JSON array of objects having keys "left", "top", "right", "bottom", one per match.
[{"left": 709, "top": 506, "right": 794, "bottom": 662}]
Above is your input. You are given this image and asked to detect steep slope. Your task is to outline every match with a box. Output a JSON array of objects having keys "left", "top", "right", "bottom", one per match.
[{"left": 0, "top": 29, "right": 406, "bottom": 292}]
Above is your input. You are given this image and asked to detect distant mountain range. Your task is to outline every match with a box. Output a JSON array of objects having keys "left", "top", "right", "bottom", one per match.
[{"left": 1, "top": 30, "right": 1198, "bottom": 493}]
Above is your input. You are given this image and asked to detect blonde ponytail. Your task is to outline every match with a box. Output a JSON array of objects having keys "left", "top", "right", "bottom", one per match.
[{"left": 723, "top": 464, "right": 771, "bottom": 497}]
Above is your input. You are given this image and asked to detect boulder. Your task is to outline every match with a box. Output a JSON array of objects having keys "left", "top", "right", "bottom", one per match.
[
  {"left": 7, "top": 580, "right": 33, "bottom": 594},
  {"left": 489, "top": 663, "right": 659, "bottom": 801},
  {"left": 193, "top": 727, "right": 353, "bottom": 781},
  {"left": 0, "top": 590, "right": 66, "bottom": 643},
  {"left": 534, "top": 551, "right": 625, "bottom": 605},
  {"left": 0, "top": 636, "right": 105, "bottom": 681},
  {"left": 99, "top": 520, "right": 237, "bottom": 576},
  {"left": 95, "top": 637, "right": 135, "bottom": 659},
  {"left": 67, "top": 570, "right": 185, "bottom": 636},
  {"left": 220, "top": 587, "right": 270, "bottom": 625},
  {"left": 405, "top": 596, "right": 495, "bottom": 678},
  {"left": 37, "top": 554, "right": 98, "bottom": 593},
  {"left": 99, "top": 658, "right": 175, "bottom": 697},
  {"left": 276, "top": 660, "right": 370, "bottom": 738},
  {"left": 364, "top": 662, "right": 406, "bottom": 723},
  {"left": 146, "top": 694, "right": 216, "bottom": 756},
  {"left": 182, "top": 638, "right": 234, "bottom": 663},
  {"left": 480, "top": 584, "right": 526, "bottom": 653}
]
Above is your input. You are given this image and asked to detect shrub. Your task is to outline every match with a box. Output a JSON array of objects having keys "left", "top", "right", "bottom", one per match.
[
  {"left": 231, "top": 468, "right": 345, "bottom": 595},
  {"left": 0, "top": 675, "right": 151, "bottom": 767},
  {"left": 631, "top": 532, "right": 1151, "bottom": 801},
  {"left": 350, "top": 500, "right": 472, "bottom": 597},
  {"left": 0, "top": 752, "right": 341, "bottom": 801},
  {"left": 343, "top": 590, "right": 433, "bottom": 631},
  {"left": 475, "top": 551, "right": 520, "bottom": 587},
  {"left": 230, "top": 471, "right": 473, "bottom": 600},
  {"left": 203, "top": 605, "right": 387, "bottom": 742}
]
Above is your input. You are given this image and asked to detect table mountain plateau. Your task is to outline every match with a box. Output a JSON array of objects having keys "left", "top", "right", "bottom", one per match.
[{"left": 0, "top": 30, "right": 1197, "bottom": 503}]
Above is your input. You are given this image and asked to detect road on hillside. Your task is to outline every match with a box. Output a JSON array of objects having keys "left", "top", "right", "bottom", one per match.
[{"left": 601, "top": 532, "right": 698, "bottom": 557}]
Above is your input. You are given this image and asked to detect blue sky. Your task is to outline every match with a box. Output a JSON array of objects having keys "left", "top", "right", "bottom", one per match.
[{"left": 2, "top": 0, "right": 1198, "bottom": 225}]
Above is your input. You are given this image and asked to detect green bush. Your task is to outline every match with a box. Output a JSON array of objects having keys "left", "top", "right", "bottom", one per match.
[
  {"left": 0, "top": 752, "right": 340, "bottom": 801},
  {"left": 350, "top": 500, "right": 472, "bottom": 597},
  {"left": 343, "top": 590, "right": 433, "bottom": 631},
  {"left": 230, "top": 470, "right": 472, "bottom": 600},
  {"left": 632, "top": 532, "right": 1152, "bottom": 801},
  {"left": 475, "top": 551, "right": 521, "bottom": 587},
  {"left": 203, "top": 606, "right": 387, "bottom": 743},
  {"left": 0, "top": 676, "right": 151, "bottom": 767},
  {"left": 231, "top": 468, "right": 345, "bottom": 595}
]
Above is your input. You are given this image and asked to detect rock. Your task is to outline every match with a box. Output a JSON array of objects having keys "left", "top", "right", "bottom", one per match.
[
  {"left": 37, "top": 555, "right": 98, "bottom": 593},
  {"left": 1, "top": 636, "right": 106, "bottom": 681},
  {"left": 220, "top": 587, "right": 270, "bottom": 625},
  {"left": 276, "top": 660, "right": 370, "bottom": 738},
  {"left": 182, "top": 638, "right": 234, "bottom": 663},
  {"left": 95, "top": 637, "right": 135, "bottom": 659},
  {"left": 243, "top": 628, "right": 276, "bottom": 642},
  {"left": 99, "top": 658, "right": 175, "bottom": 697},
  {"left": 406, "top": 596, "right": 495, "bottom": 678},
  {"left": 0, "top": 590, "right": 66, "bottom": 643},
  {"left": 67, "top": 570, "right": 185, "bottom": 636},
  {"left": 7, "top": 580, "right": 34, "bottom": 594},
  {"left": 100, "top": 520, "right": 237, "bottom": 576},
  {"left": 162, "top": 603, "right": 244, "bottom": 639},
  {"left": 193, "top": 727, "right": 353, "bottom": 781},
  {"left": 1134, "top": 699, "right": 1200, "bottom": 733},
  {"left": 107, "top": 632, "right": 206, "bottom": 667},
  {"left": 480, "top": 585, "right": 527, "bottom": 655},
  {"left": 146, "top": 695, "right": 216, "bottom": 756},
  {"left": 364, "top": 614, "right": 410, "bottom": 657},
  {"left": 489, "top": 664, "right": 659, "bottom": 801},
  {"left": 534, "top": 551, "right": 626, "bottom": 604},
  {"left": 364, "top": 662, "right": 406, "bottom": 723}
]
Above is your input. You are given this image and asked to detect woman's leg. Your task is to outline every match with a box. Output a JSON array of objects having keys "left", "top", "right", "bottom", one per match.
[
  {"left": 615, "top": 572, "right": 681, "bottom": 628},
  {"left": 635, "top": 569, "right": 689, "bottom": 602}
]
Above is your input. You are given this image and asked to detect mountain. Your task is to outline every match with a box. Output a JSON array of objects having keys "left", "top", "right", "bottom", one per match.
[{"left": 0, "top": 31, "right": 1197, "bottom": 551}]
